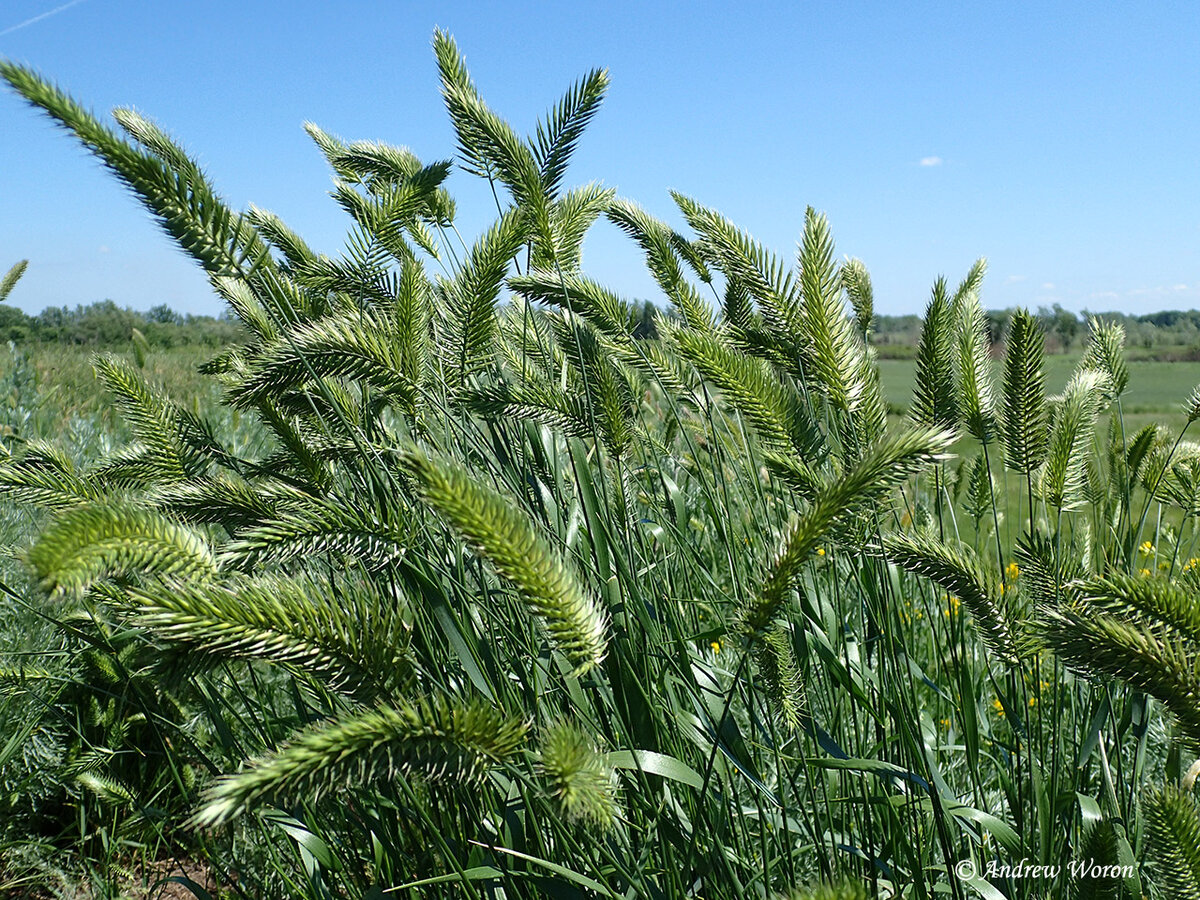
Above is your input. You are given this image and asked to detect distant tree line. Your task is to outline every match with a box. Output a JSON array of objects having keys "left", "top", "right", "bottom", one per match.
[
  {"left": 0, "top": 300, "right": 243, "bottom": 347},
  {"left": 871, "top": 303, "right": 1200, "bottom": 359}
]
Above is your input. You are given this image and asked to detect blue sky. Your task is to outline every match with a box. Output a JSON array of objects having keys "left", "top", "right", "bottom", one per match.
[{"left": 2, "top": 1, "right": 1199, "bottom": 317}]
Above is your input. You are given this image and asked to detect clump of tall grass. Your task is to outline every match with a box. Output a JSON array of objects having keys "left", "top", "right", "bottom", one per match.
[{"left": 1, "top": 29, "right": 1198, "bottom": 900}]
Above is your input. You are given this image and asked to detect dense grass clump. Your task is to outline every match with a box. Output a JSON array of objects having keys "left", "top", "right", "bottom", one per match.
[{"left": 1, "top": 30, "right": 1199, "bottom": 900}]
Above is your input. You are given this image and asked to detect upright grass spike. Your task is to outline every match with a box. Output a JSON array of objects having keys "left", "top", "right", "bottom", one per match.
[
  {"left": 796, "top": 208, "right": 883, "bottom": 455},
  {"left": 1072, "top": 818, "right": 1126, "bottom": 900},
  {"left": 530, "top": 66, "right": 610, "bottom": 198},
  {"left": 951, "top": 257, "right": 987, "bottom": 305},
  {"left": 440, "top": 206, "right": 528, "bottom": 388},
  {"left": 961, "top": 453, "right": 994, "bottom": 525},
  {"left": 393, "top": 255, "right": 432, "bottom": 406},
  {"left": 539, "top": 182, "right": 615, "bottom": 272},
  {"left": 910, "top": 278, "right": 958, "bottom": 429},
  {"left": 1002, "top": 308, "right": 1049, "bottom": 475},
  {"left": 953, "top": 274, "right": 998, "bottom": 443},
  {"left": 401, "top": 449, "right": 609, "bottom": 674},
  {"left": 1082, "top": 316, "right": 1130, "bottom": 399},
  {"left": 1184, "top": 383, "right": 1200, "bottom": 424},
  {"left": 433, "top": 30, "right": 553, "bottom": 248},
  {"left": 1041, "top": 369, "right": 1109, "bottom": 510},
  {"left": 92, "top": 354, "right": 210, "bottom": 481},
  {"left": 1013, "top": 530, "right": 1081, "bottom": 607},
  {"left": 1, "top": 64, "right": 275, "bottom": 283},
  {"left": 28, "top": 502, "right": 217, "bottom": 596},
  {"left": 193, "top": 694, "right": 527, "bottom": 826},
  {"left": 0, "top": 259, "right": 28, "bottom": 302},
  {"left": 549, "top": 314, "right": 637, "bottom": 456},
  {"left": 841, "top": 257, "right": 874, "bottom": 339},
  {"left": 883, "top": 532, "right": 1021, "bottom": 666}
]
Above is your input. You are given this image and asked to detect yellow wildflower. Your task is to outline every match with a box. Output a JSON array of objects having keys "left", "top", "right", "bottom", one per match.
[
  {"left": 1139, "top": 540, "right": 1155, "bottom": 556},
  {"left": 1185, "top": 558, "right": 1200, "bottom": 573},
  {"left": 1005, "top": 562, "right": 1020, "bottom": 581},
  {"left": 1139, "top": 568, "right": 1152, "bottom": 577},
  {"left": 816, "top": 547, "right": 826, "bottom": 557},
  {"left": 710, "top": 640, "right": 721, "bottom": 654},
  {"left": 992, "top": 699, "right": 1005, "bottom": 717}
]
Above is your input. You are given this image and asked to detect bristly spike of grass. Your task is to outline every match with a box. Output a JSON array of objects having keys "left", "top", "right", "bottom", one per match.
[
  {"left": 1082, "top": 316, "right": 1130, "bottom": 399},
  {"left": 537, "top": 720, "right": 620, "bottom": 830},
  {"left": 1184, "top": 382, "right": 1200, "bottom": 423},
  {"left": 193, "top": 695, "right": 526, "bottom": 826},
  {"left": 401, "top": 449, "right": 609, "bottom": 674},
  {"left": 1002, "top": 307, "right": 1049, "bottom": 474},
  {"left": 440, "top": 205, "right": 528, "bottom": 387},
  {"left": 1039, "top": 603, "right": 1200, "bottom": 748},
  {"left": 671, "top": 191, "right": 800, "bottom": 338},
  {"left": 952, "top": 266, "right": 997, "bottom": 443},
  {"left": 752, "top": 622, "right": 803, "bottom": 730},
  {"left": 1040, "top": 368, "right": 1109, "bottom": 509},
  {"left": 0, "top": 259, "right": 28, "bottom": 302},
  {"left": 607, "top": 197, "right": 715, "bottom": 332},
  {"left": 28, "top": 502, "right": 217, "bottom": 596},
  {"left": 507, "top": 268, "right": 638, "bottom": 338},
  {"left": 841, "top": 257, "right": 874, "bottom": 339},
  {"left": 884, "top": 531, "right": 1021, "bottom": 666},
  {"left": 910, "top": 277, "right": 958, "bottom": 429},
  {"left": 747, "top": 426, "right": 955, "bottom": 633},
  {"left": 672, "top": 326, "right": 825, "bottom": 460},
  {"left": 0, "top": 63, "right": 275, "bottom": 282},
  {"left": 795, "top": 208, "right": 885, "bottom": 456},
  {"left": 1073, "top": 574, "right": 1200, "bottom": 647},
  {"left": 123, "top": 574, "right": 412, "bottom": 702},
  {"left": 228, "top": 307, "right": 417, "bottom": 408},
  {"left": 1143, "top": 785, "right": 1200, "bottom": 899}
]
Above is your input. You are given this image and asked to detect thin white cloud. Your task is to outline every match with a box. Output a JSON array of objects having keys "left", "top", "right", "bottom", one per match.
[
  {"left": 1041, "top": 282, "right": 1055, "bottom": 291},
  {"left": 1173, "top": 283, "right": 1189, "bottom": 291},
  {"left": 0, "top": 0, "right": 89, "bottom": 37},
  {"left": 919, "top": 156, "right": 943, "bottom": 167},
  {"left": 1004, "top": 275, "right": 1026, "bottom": 284},
  {"left": 98, "top": 245, "right": 109, "bottom": 254}
]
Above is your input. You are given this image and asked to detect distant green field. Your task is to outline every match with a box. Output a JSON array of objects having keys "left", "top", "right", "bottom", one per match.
[{"left": 879, "top": 356, "right": 1200, "bottom": 435}]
